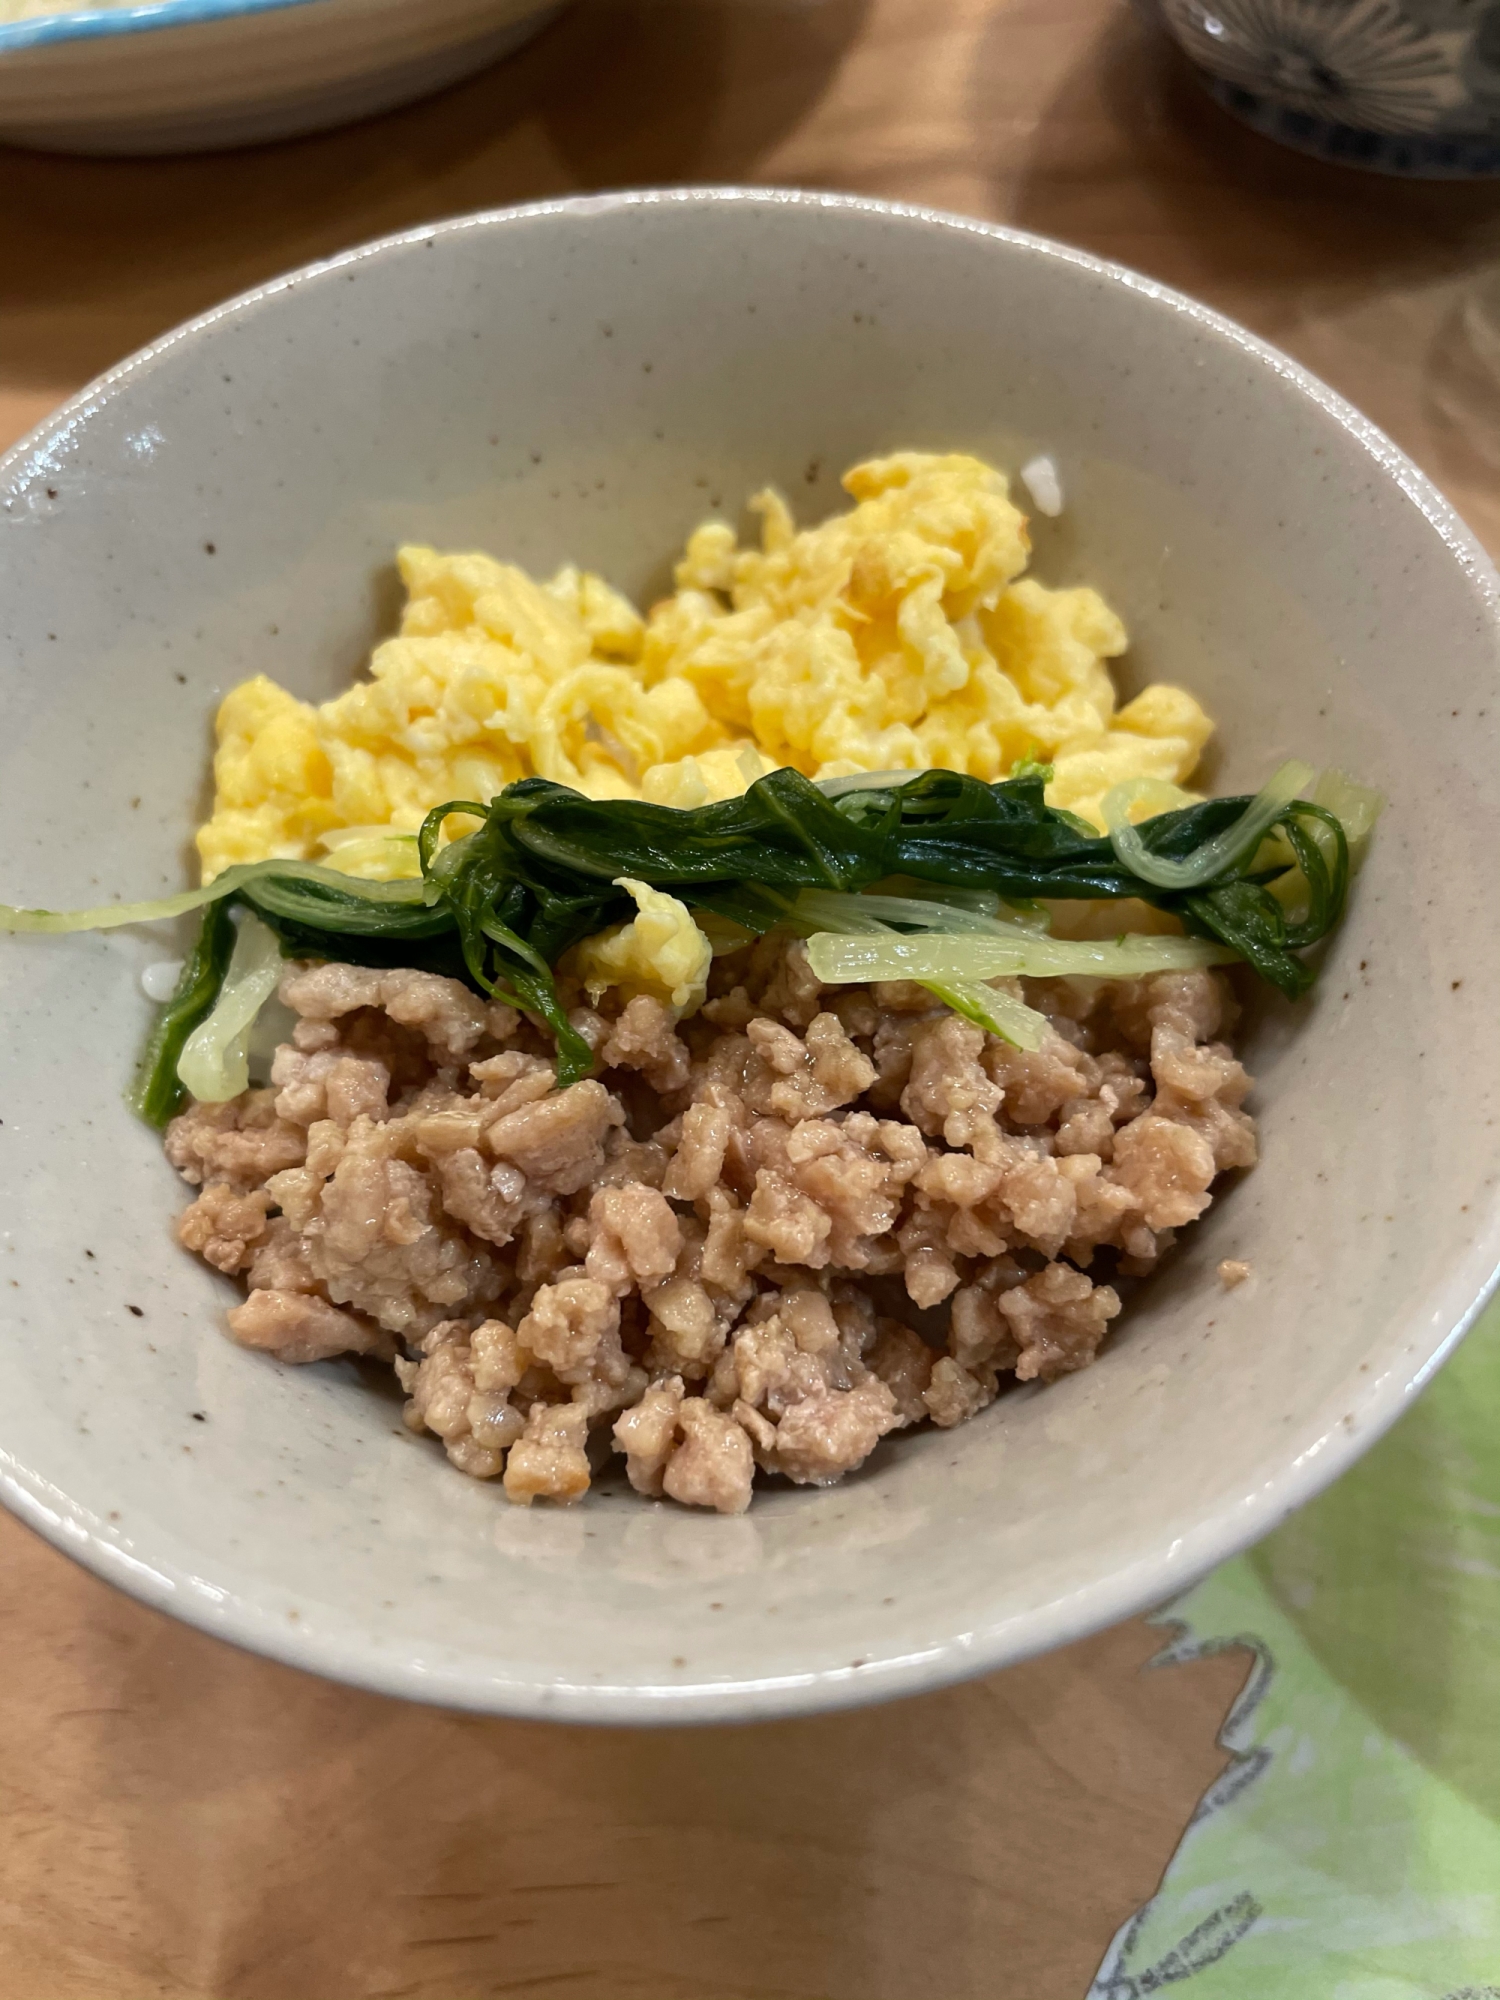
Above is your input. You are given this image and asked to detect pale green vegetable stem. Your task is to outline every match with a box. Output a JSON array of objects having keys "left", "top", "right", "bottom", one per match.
[
  {"left": 0, "top": 856, "right": 427, "bottom": 934},
  {"left": 0, "top": 881, "right": 226, "bottom": 934},
  {"left": 794, "top": 889, "right": 1050, "bottom": 940},
  {"left": 785, "top": 892, "right": 1054, "bottom": 1048},
  {"left": 926, "top": 976, "right": 1049, "bottom": 1051},
  {"left": 176, "top": 914, "right": 285, "bottom": 1103},
  {"left": 1312, "top": 767, "right": 1384, "bottom": 864},
  {"left": 805, "top": 931, "right": 1239, "bottom": 986},
  {"left": 1104, "top": 759, "right": 1315, "bottom": 892}
]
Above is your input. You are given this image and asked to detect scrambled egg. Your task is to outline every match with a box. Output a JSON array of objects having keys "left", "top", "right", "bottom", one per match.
[
  {"left": 197, "top": 451, "right": 1214, "bottom": 1006},
  {"left": 565, "top": 878, "right": 712, "bottom": 1017},
  {"left": 647, "top": 454, "right": 1211, "bottom": 811}
]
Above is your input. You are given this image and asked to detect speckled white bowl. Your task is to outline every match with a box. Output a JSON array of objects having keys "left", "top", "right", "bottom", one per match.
[
  {"left": 2, "top": 190, "right": 1498, "bottom": 1723},
  {"left": 0, "top": 0, "right": 563, "bottom": 155}
]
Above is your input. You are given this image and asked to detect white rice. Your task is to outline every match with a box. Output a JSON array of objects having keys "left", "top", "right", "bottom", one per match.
[
  {"left": 141, "top": 961, "right": 185, "bottom": 1003},
  {"left": 1019, "top": 454, "right": 1065, "bottom": 518}
]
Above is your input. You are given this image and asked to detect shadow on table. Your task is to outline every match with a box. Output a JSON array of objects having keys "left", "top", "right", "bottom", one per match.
[
  {"left": 997, "top": 5, "right": 1500, "bottom": 333},
  {"left": 1425, "top": 269, "right": 1500, "bottom": 503},
  {"left": 0, "top": 0, "right": 867, "bottom": 396}
]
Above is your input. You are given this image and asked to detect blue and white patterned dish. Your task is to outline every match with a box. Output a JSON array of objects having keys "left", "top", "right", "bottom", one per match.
[
  {"left": 0, "top": 0, "right": 563, "bottom": 155},
  {"left": 1154, "top": 0, "right": 1500, "bottom": 176},
  {"left": 0, "top": 0, "right": 306, "bottom": 50}
]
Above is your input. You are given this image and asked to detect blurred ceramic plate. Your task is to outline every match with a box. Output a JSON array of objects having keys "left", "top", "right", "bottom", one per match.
[
  {"left": 1147, "top": 0, "right": 1500, "bottom": 178},
  {"left": 0, "top": 0, "right": 564, "bottom": 155}
]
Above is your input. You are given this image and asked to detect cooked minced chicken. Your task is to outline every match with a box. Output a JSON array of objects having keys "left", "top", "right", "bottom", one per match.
[{"left": 166, "top": 945, "right": 1255, "bottom": 1514}]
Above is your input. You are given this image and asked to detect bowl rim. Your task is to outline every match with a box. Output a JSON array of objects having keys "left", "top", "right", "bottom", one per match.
[
  {"left": 0, "top": 0, "right": 321, "bottom": 57},
  {"left": 4, "top": 184, "right": 1499, "bottom": 1724}
]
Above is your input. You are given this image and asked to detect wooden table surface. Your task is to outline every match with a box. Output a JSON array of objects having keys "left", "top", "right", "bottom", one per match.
[{"left": 4, "top": 3, "right": 1499, "bottom": 1994}]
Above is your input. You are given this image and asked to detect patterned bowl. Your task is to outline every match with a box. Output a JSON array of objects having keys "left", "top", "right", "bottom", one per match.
[
  {"left": 0, "top": 0, "right": 563, "bottom": 155},
  {"left": 1153, "top": 0, "right": 1500, "bottom": 176}
]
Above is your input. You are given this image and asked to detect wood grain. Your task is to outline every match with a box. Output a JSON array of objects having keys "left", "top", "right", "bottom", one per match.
[
  {"left": 0, "top": 1509, "right": 1245, "bottom": 2000},
  {"left": 14, "top": 0, "right": 1495, "bottom": 1989},
  {"left": 5, "top": 0, "right": 1499, "bottom": 528}
]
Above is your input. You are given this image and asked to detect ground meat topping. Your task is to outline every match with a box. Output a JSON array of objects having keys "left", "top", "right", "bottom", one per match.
[
  {"left": 178, "top": 1183, "right": 273, "bottom": 1274},
  {"left": 166, "top": 959, "right": 1254, "bottom": 1510},
  {"left": 1000, "top": 1262, "right": 1122, "bottom": 1382},
  {"left": 484, "top": 1080, "right": 622, "bottom": 1193},
  {"left": 164, "top": 1092, "right": 306, "bottom": 1190},
  {"left": 226, "top": 1287, "right": 389, "bottom": 1366},
  {"left": 278, "top": 962, "right": 513, "bottom": 1061},
  {"left": 584, "top": 1185, "right": 682, "bottom": 1294},
  {"left": 766, "top": 1377, "right": 900, "bottom": 1486},
  {"left": 502, "top": 1401, "right": 591, "bottom": 1506},
  {"left": 661, "top": 1397, "right": 756, "bottom": 1513}
]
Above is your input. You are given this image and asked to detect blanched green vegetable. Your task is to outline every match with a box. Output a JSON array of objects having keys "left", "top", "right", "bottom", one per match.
[
  {"left": 129, "top": 897, "right": 237, "bottom": 1127},
  {"left": 176, "top": 913, "right": 285, "bottom": 1105},
  {"left": 1103, "top": 760, "right": 1315, "bottom": 892},
  {"left": 804, "top": 931, "right": 1240, "bottom": 987},
  {"left": 778, "top": 888, "right": 1052, "bottom": 1049},
  {"left": 2, "top": 763, "right": 1367, "bottom": 1122}
]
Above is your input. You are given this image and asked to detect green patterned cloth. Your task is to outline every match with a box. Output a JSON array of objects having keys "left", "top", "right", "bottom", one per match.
[{"left": 1091, "top": 1298, "right": 1500, "bottom": 1998}]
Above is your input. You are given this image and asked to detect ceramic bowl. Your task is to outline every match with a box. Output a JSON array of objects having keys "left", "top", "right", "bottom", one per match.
[
  {"left": 3, "top": 189, "right": 1498, "bottom": 1724},
  {"left": 0, "top": 0, "right": 563, "bottom": 155},
  {"left": 1150, "top": 0, "right": 1500, "bottom": 177}
]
